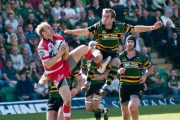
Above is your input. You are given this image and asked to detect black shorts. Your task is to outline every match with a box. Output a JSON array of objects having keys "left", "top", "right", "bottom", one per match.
[
  {"left": 100, "top": 50, "right": 119, "bottom": 60},
  {"left": 85, "top": 83, "right": 104, "bottom": 97},
  {"left": 46, "top": 97, "right": 63, "bottom": 112},
  {"left": 119, "top": 84, "right": 144, "bottom": 104}
]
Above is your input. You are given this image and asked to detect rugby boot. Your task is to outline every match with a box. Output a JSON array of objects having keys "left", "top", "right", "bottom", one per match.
[
  {"left": 81, "top": 81, "right": 91, "bottom": 92},
  {"left": 97, "top": 56, "right": 111, "bottom": 73}
]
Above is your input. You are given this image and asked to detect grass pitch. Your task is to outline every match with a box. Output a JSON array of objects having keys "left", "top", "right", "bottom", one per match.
[{"left": 0, "top": 105, "right": 180, "bottom": 120}]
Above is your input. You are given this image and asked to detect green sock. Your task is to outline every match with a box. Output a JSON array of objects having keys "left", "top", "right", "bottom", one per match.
[
  {"left": 106, "top": 66, "right": 119, "bottom": 85},
  {"left": 87, "top": 60, "right": 98, "bottom": 82}
]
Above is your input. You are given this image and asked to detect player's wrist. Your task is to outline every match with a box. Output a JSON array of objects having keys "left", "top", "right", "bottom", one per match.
[{"left": 150, "top": 26, "right": 155, "bottom": 30}]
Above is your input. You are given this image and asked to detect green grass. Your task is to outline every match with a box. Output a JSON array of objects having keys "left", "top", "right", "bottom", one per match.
[{"left": 0, "top": 105, "right": 180, "bottom": 120}]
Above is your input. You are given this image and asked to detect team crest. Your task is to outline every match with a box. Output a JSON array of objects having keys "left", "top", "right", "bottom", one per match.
[
  {"left": 103, "top": 34, "right": 109, "bottom": 40},
  {"left": 48, "top": 43, "right": 54, "bottom": 52},
  {"left": 102, "top": 30, "right": 106, "bottom": 33},
  {"left": 114, "top": 27, "right": 120, "bottom": 33},
  {"left": 123, "top": 62, "right": 130, "bottom": 68},
  {"left": 139, "top": 90, "right": 143, "bottom": 96}
]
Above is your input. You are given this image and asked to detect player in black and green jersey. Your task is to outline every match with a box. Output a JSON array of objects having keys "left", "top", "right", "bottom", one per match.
[
  {"left": 118, "top": 35, "right": 152, "bottom": 120},
  {"left": 40, "top": 66, "right": 84, "bottom": 120},
  {"left": 65, "top": 8, "right": 162, "bottom": 95},
  {"left": 81, "top": 57, "right": 109, "bottom": 120}
]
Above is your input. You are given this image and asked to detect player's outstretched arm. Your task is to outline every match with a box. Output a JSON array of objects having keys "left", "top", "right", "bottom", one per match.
[
  {"left": 64, "top": 29, "right": 89, "bottom": 36},
  {"left": 134, "top": 21, "right": 162, "bottom": 33}
]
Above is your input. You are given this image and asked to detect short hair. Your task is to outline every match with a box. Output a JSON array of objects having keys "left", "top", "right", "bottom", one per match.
[
  {"left": 102, "top": 8, "right": 116, "bottom": 18},
  {"left": 170, "top": 69, "right": 176, "bottom": 73},
  {"left": 35, "top": 22, "right": 50, "bottom": 36}
]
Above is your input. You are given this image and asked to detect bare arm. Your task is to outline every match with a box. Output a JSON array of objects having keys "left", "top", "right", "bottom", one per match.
[
  {"left": 134, "top": 21, "right": 162, "bottom": 33},
  {"left": 64, "top": 29, "right": 89, "bottom": 36}
]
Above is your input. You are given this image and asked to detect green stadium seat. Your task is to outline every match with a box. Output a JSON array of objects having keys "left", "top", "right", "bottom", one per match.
[{"left": 1, "top": 87, "right": 17, "bottom": 102}]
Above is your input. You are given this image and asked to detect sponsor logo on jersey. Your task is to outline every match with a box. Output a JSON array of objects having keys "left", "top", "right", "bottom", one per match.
[{"left": 39, "top": 50, "right": 45, "bottom": 57}]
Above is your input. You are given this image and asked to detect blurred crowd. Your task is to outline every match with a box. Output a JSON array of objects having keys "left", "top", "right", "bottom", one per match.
[{"left": 0, "top": 0, "right": 180, "bottom": 102}]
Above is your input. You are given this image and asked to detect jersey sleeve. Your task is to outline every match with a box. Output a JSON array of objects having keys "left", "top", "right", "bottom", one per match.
[
  {"left": 38, "top": 45, "right": 50, "bottom": 62},
  {"left": 142, "top": 57, "right": 151, "bottom": 69},
  {"left": 87, "top": 22, "right": 99, "bottom": 36},
  {"left": 122, "top": 23, "right": 134, "bottom": 33}
]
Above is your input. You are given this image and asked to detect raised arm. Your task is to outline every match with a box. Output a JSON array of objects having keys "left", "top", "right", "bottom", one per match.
[
  {"left": 134, "top": 21, "right": 162, "bottom": 33},
  {"left": 64, "top": 29, "right": 89, "bottom": 36}
]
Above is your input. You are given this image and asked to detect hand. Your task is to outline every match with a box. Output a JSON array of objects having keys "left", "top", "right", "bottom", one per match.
[
  {"left": 56, "top": 46, "right": 65, "bottom": 57},
  {"left": 139, "top": 74, "right": 147, "bottom": 84},
  {"left": 153, "top": 21, "right": 162, "bottom": 30},
  {"left": 63, "top": 43, "right": 69, "bottom": 54},
  {"left": 64, "top": 30, "right": 73, "bottom": 34},
  {"left": 71, "top": 88, "right": 79, "bottom": 97},
  {"left": 118, "top": 68, "right": 126, "bottom": 74}
]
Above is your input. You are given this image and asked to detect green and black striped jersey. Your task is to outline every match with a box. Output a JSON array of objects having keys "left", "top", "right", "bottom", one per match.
[
  {"left": 119, "top": 50, "right": 151, "bottom": 85},
  {"left": 88, "top": 21, "right": 134, "bottom": 53}
]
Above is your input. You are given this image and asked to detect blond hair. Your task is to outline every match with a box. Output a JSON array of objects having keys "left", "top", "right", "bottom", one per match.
[
  {"left": 103, "top": 8, "right": 116, "bottom": 18},
  {"left": 35, "top": 22, "right": 50, "bottom": 37}
]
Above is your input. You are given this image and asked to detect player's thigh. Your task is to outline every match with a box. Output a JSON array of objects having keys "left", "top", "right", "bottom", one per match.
[
  {"left": 57, "top": 107, "right": 64, "bottom": 120},
  {"left": 46, "top": 110, "right": 58, "bottom": 120},
  {"left": 92, "top": 94, "right": 102, "bottom": 109},
  {"left": 92, "top": 49, "right": 103, "bottom": 62},
  {"left": 69, "top": 45, "right": 89, "bottom": 63}
]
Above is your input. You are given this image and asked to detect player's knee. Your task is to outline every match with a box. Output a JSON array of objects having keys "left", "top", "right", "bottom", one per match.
[
  {"left": 111, "top": 58, "right": 120, "bottom": 67},
  {"left": 64, "top": 99, "right": 71, "bottom": 106},
  {"left": 128, "top": 105, "right": 138, "bottom": 114}
]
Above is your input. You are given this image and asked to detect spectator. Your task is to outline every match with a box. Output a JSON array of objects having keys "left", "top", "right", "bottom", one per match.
[
  {"left": 19, "top": 35, "right": 32, "bottom": 56},
  {"left": 10, "top": 46, "right": 24, "bottom": 72},
  {"left": 30, "top": 37, "right": 40, "bottom": 53},
  {"left": 34, "top": 81, "right": 49, "bottom": 99},
  {"left": 9, "top": 0, "right": 23, "bottom": 24},
  {"left": 161, "top": 9, "right": 175, "bottom": 28},
  {"left": 119, "top": 0, "right": 136, "bottom": 7},
  {"left": 58, "top": 11, "right": 71, "bottom": 29},
  {"left": 25, "top": 13, "right": 38, "bottom": 30},
  {"left": 150, "top": 0, "right": 166, "bottom": 13},
  {"left": 0, "top": 47, "right": 11, "bottom": 65},
  {"left": 2, "top": 5, "right": 12, "bottom": 21},
  {"left": 63, "top": 0, "right": 78, "bottom": 27},
  {"left": 1, "top": 0, "right": 9, "bottom": 11},
  {"left": 6, "top": 34, "right": 22, "bottom": 54},
  {"left": 109, "top": 0, "right": 124, "bottom": 22},
  {"left": 136, "top": 0, "right": 147, "bottom": 18},
  {"left": 2, "top": 59, "right": 20, "bottom": 87},
  {"left": 166, "top": 32, "right": 180, "bottom": 68},
  {"left": 87, "top": 9, "right": 100, "bottom": 26},
  {"left": 51, "top": 1, "right": 62, "bottom": 20},
  {"left": 74, "top": 0, "right": 85, "bottom": 19},
  {"left": 78, "top": 11, "right": 88, "bottom": 25},
  {"left": 26, "top": 0, "right": 41, "bottom": 10},
  {"left": 168, "top": 69, "right": 180, "bottom": 94},
  {"left": 118, "top": 34, "right": 126, "bottom": 53},
  {"left": 51, "top": 14, "right": 59, "bottom": 25},
  {"left": 60, "top": 22, "right": 73, "bottom": 42},
  {"left": 20, "top": 1, "right": 37, "bottom": 19},
  {"left": 152, "top": 10, "right": 163, "bottom": 24},
  {"left": 86, "top": 34, "right": 96, "bottom": 41},
  {"left": 4, "top": 24, "right": 18, "bottom": 43},
  {"left": 70, "top": 35, "right": 86, "bottom": 48},
  {"left": 163, "top": 21, "right": 176, "bottom": 42},
  {"left": 36, "top": 3, "right": 48, "bottom": 22},
  {"left": 124, "top": 0, "right": 138, "bottom": 25},
  {"left": 89, "top": 0, "right": 102, "bottom": 18},
  {"left": 176, "top": 19, "right": 180, "bottom": 38},
  {"left": 25, "top": 23, "right": 39, "bottom": 45},
  {"left": 0, "top": 15, "right": 5, "bottom": 34},
  {"left": 52, "top": 22, "right": 62, "bottom": 35},
  {"left": 132, "top": 32, "right": 145, "bottom": 52},
  {"left": 0, "top": 34, "right": 6, "bottom": 49},
  {"left": 27, "top": 60, "right": 41, "bottom": 82},
  {"left": 22, "top": 47, "right": 32, "bottom": 69},
  {"left": 16, "top": 72, "right": 37, "bottom": 101},
  {"left": 145, "top": 64, "right": 165, "bottom": 95},
  {"left": 141, "top": 46, "right": 152, "bottom": 64},
  {"left": 81, "top": 22, "right": 88, "bottom": 29},
  {"left": 170, "top": 8, "right": 180, "bottom": 27},
  {"left": 137, "top": 9, "right": 153, "bottom": 46},
  {"left": 16, "top": 25, "right": 25, "bottom": 39},
  {"left": 165, "top": 0, "right": 176, "bottom": 17},
  {"left": 5, "top": 13, "right": 19, "bottom": 32}
]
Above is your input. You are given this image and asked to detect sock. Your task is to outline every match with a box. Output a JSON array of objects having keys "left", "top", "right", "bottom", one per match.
[
  {"left": 94, "top": 111, "right": 101, "bottom": 119},
  {"left": 87, "top": 60, "right": 98, "bottom": 82},
  {"left": 63, "top": 104, "right": 71, "bottom": 118},
  {"left": 84, "top": 50, "right": 93, "bottom": 60},
  {"left": 106, "top": 66, "right": 119, "bottom": 85}
]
